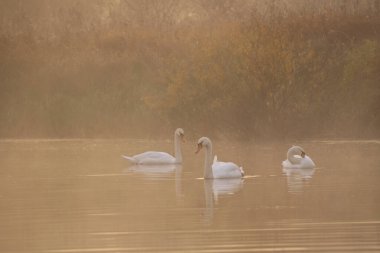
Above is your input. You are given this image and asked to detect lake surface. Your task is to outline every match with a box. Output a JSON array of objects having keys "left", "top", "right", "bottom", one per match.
[{"left": 0, "top": 138, "right": 379, "bottom": 252}]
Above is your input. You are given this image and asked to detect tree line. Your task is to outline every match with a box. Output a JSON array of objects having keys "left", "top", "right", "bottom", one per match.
[{"left": 0, "top": 0, "right": 379, "bottom": 139}]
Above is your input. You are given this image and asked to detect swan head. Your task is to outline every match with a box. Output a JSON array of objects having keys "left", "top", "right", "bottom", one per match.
[
  {"left": 195, "top": 137, "right": 212, "bottom": 154},
  {"left": 291, "top": 145, "right": 306, "bottom": 158},
  {"left": 175, "top": 128, "right": 185, "bottom": 142}
]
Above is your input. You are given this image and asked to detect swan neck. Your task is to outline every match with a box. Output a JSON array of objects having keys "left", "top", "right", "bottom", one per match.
[
  {"left": 204, "top": 143, "right": 214, "bottom": 179},
  {"left": 174, "top": 134, "right": 182, "bottom": 163},
  {"left": 287, "top": 147, "right": 300, "bottom": 164}
]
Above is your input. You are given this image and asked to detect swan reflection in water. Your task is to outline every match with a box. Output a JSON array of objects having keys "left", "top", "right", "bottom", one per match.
[
  {"left": 125, "top": 164, "right": 184, "bottom": 199},
  {"left": 282, "top": 167, "right": 315, "bottom": 193},
  {"left": 203, "top": 178, "right": 244, "bottom": 224},
  {"left": 127, "top": 164, "right": 180, "bottom": 177}
]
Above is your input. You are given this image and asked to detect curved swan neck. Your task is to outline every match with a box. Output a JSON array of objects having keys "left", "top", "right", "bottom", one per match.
[
  {"left": 174, "top": 133, "right": 182, "bottom": 163},
  {"left": 287, "top": 146, "right": 301, "bottom": 164},
  {"left": 203, "top": 141, "right": 213, "bottom": 179}
]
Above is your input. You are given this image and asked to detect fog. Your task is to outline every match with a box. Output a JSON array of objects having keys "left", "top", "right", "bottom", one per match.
[{"left": 0, "top": 0, "right": 379, "bottom": 140}]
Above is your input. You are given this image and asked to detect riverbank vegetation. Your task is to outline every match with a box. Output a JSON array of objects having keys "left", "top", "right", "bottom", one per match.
[{"left": 0, "top": 0, "right": 379, "bottom": 139}]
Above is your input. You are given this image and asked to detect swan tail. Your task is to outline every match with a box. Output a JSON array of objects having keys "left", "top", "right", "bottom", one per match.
[{"left": 121, "top": 155, "right": 137, "bottom": 164}]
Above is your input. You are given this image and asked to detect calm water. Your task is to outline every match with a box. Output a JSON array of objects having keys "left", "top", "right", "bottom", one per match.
[{"left": 0, "top": 139, "right": 379, "bottom": 252}]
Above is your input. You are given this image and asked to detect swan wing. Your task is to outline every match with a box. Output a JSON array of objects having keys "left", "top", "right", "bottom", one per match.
[
  {"left": 212, "top": 161, "right": 243, "bottom": 178},
  {"left": 122, "top": 155, "right": 138, "bottom": 163},
  {"left": 282, "top": 155, "right": 315, "bottom": 169},
  {"left": 300, "top": 155, "right": 315, "bottom": 169},
  {"left": 126, "top": 151, "right": 176, "bottom": 164}
]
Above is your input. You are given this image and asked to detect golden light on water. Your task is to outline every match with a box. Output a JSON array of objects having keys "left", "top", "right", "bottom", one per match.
[{"left": 0, "top": 1, "right": 379, "bottom": 252}]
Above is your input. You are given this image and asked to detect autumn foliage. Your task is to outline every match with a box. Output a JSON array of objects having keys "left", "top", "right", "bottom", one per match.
[{"left": 0, "top": 0, "right": 379, "bottom": 139}]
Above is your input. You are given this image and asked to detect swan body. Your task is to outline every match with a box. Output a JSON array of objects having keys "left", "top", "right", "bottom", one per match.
[
  {"left": 212, "top": 156, "right": 244, "bottom": 179},
  {"left": 282, "top": 146, "right": 315, "bottom": 169},
  {"left": 122, "top": 128, "right": 184, "bottom": 165},
  {"left": 196, "top": 137, "right": 244, "bottom": 179}
]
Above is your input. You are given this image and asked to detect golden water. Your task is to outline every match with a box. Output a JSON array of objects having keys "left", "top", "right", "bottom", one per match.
[{"left": 1, "top": 139, "right": 379, "bottom": 252}]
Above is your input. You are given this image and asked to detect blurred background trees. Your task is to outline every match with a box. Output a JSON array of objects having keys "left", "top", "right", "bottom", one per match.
[{"left": 0, "top": 0, "right": 379, "bottom": 139}]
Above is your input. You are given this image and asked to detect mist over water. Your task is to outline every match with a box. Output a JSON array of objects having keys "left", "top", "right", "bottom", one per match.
[
  {"left": 0, "top": 1, "right": 380, "bottom": 252},
  {"left": 0, "top": 0, "right": 379, "bottom": 139},
  {"left": 0, "top": 139, "right": 379, "bottom": 252}
]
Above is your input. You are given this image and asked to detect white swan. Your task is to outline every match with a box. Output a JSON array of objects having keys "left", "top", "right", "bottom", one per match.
[
  {"left": 195, "top": 137, "right": 244, "bottom": 179},
  {"left": 122, "top": 128, "right": 184, "bottom": 164},
  {"left": 282, "top": 145, "right": 315, "bottom": 169}
]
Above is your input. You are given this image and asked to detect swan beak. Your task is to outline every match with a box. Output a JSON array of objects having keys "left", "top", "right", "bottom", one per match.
[
  {"left": 301, "top": 152, "right": 306, "bottom": 158},
  {"left": 195, "top": 143, "right": 202, "bottom": 154},
  {"left": 180, "top": 134, "right": 185, "bottom": 143}
]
